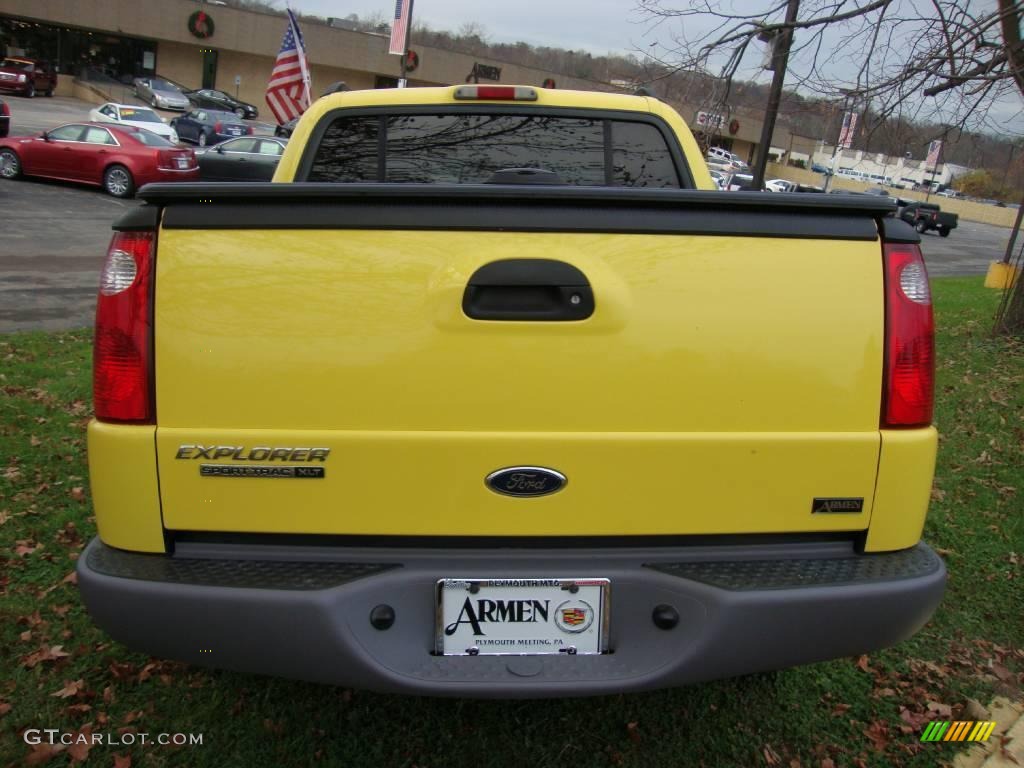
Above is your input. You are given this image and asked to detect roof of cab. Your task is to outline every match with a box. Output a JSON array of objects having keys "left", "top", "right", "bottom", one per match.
[{"left": 312, "top": 85, "right": 656, "bottom": 114}]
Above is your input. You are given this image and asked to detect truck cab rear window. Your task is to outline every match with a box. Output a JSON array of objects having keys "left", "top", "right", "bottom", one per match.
[{"left": 307, "top": 113, "right": 682, "bottom": 188}]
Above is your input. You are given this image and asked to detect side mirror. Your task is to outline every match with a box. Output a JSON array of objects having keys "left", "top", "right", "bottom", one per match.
[
  {"left": 41, "top": 131, "right": 50, "bottom": 142},
  {"left": 215, "top": 145, "right": 225, "bottom": 154}
]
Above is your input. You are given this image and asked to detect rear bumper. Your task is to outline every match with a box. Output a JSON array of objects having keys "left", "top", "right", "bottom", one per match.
[
  {"left": 137, "top": 168, "right": 200, "bottom": 186},
  {"left": 78, "top": 537, "right": 945, "bottom": 698}
]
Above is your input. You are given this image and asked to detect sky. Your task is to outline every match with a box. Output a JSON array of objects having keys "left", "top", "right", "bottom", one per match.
[{"left": 287, "top": 0, "right": 1023, "bottom": 135}]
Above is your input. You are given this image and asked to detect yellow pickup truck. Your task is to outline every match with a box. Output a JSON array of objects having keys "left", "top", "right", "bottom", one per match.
[{"left": 78, "top": 85, "right": 943, "bottom": 697}]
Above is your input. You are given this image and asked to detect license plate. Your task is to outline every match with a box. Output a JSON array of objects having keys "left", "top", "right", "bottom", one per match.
[
  {"left": 229, "top": 128, "right": 243, "bottom": 135},
  {"left": 436, "top": 578, "right": 610, "bottom": 656},
  {"left": 174, "top": 158, "right": 189, "bottom": 169}
]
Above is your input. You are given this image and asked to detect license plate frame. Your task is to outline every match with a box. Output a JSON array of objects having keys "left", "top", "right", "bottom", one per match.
[{"left": 435, "top": 578, "right": 610, "bottom": 656}]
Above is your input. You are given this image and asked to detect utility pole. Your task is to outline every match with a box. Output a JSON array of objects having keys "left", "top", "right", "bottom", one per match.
[{"left": 751, "top": 0, "right": 800, "bottom": 190}]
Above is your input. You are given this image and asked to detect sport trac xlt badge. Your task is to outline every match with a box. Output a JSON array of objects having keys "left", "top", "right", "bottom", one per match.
[{"left": 176, "top": 445, "right": 330, "bottom": 479}]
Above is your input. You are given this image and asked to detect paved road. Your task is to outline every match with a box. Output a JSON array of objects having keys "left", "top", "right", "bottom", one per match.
[
  {"left": 918, "top": 218, "right": 1014, "bottom": 277},
  {"left": 0, "top": 179, "right": 139, "bottom": 332}
]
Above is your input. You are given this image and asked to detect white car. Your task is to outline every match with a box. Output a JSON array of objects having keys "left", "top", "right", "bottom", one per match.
[
  {"left": 88, "top": 103, "right": 178, "bottom": 143},
  {"left": 765, "top": 178, "right": 796, "bottom": 193},
  {"left": 708, "top": 169, "right": 728, "bottom": 189},
  {"left": 707, "top": 146, "right": 749, "bottom": 171}
]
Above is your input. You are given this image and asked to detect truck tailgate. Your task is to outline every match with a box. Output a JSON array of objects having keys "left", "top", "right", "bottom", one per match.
[{"left": 151, "top": 187, "right": 885, "bottom": 537}]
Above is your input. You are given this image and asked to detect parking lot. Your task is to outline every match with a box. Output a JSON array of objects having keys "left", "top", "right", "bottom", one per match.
[
  {"left": 0, "top": 96, "right": 1016, "bottom": 333},
  {"left": 4, "top": 94, "right": 275, "bottom": 138}
]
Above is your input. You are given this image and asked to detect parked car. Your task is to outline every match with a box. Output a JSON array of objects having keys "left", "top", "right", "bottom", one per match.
[
  {"left": 708, "top": 169, "right": 727, "bottom": 189},
  {"left": 707, "top": 146, "right": 748, "bottom": 170},
  {"left": 78, "top": 85, "right": 944, "bottom": 697},
  {"left": 724, "top": 172, "right": 763, "bottom": 191},
  {"left": 0, "top": 57, "right": 57, "bottom": 98},
  {"left": 0, "top": 122, "right": 198, "bottom": 197},
  {"left": 0, "top": 98, "right": 9, "bottom": 137},
  {"left": 898, "top": 201, "right": 958, "bottom": 237},
  {"left": 133, "top": 76, "right": 191, "bottom": 111},
  {"left": 170, "top": 109, "right": 253, "bottom": 147},
  {"left": 184, "top": 88, "right": 259, "bottom": 119},
  {"left": 89, "top": 103, "right": 179, "bottom": 143},
  {"left": 196, "top": 136, "right": 288, "bottom": 181},
  {"left": 765, "top": 178, "right": 796, "bottom": 193},
  {"left": 275, "top": 116, "right": 299, "bottom": 138},
  {"left": 810, "top": 162, "right": 833, "bottom": 176}
]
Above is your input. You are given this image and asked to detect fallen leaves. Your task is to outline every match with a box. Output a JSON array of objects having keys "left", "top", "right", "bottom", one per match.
[
  {"left": 863, "top": 720, "right": 890, "bottom": 751},
  {"left": 50, "top": 679, "right": 85, "bottom": 699},
  {"left": 69, "top": 487, "right": 86, "bottom": 503},
  {"left": 24, "top": 742, "right": 65, "bottom": 766},
  {"left": 22, "top": 645, "right": 70, "bottom": 669},
  {"left": 763, "top": 744, "right": 782, "bottom": 765},
  {"left": 14, "top": 539, "right": 41, "bottom": 557}
]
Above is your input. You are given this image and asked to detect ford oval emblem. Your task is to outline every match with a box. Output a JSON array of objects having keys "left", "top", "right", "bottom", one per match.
[{"left": 485, "top": 466, "right": 567, "bottom": 497}]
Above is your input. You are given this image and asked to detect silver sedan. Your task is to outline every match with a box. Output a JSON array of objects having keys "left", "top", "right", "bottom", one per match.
[{"left": 132, "top": 77, "right": 191, "bottom": 111}]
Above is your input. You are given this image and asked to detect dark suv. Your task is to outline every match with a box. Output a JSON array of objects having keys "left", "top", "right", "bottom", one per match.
[{"left": 0, "top": 57, "right": 57, "bottom": 98}]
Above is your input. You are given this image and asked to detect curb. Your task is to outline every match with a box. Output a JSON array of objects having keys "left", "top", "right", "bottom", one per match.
[{"left": 952, "top": 698, "right": 1024, "bottom": 768}]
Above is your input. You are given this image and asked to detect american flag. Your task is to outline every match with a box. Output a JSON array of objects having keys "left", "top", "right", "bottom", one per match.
[
  {"left": 837, "top": 111, "right": 858, "bottom": 150},
  {"left": 266, "top": 8, "right": 311, "bottom": 125},
  {"left": 388, "top": 0, "right": 412, "bottom": 55}
]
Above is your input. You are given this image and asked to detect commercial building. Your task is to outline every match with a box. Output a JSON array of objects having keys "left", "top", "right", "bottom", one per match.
[
  {"left": 811, "top": 146, "right": 971, "bottom": 189},
  {"left": 0, "top": 0, "right": 604, "bottom": 112}
]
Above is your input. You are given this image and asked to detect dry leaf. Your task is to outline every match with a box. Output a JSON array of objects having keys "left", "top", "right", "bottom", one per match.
[
  {"left": 864, "top": 721, "right": 890, "bottom": 751},
  {"left": 24, "top": 742, "right": 66, "bottom": 766},
  {"left": 51, "top": 679, "right": 85, "bottom": 699},
  {"left": 62, "top": 571, "right": 78, "bottom": 586},
  {"left": 22, "top": 645, "right": 70, "bottom": 669},
  {"left": 965, "top": 698, "right": 990, "bottom": 720},
  {"left": 15, "top": 540, "right": 40, "bottom": 556},
  {"left": 927, "top": 701, "right": 952, "bottom": 717},
  {"left": 70, "top": 487, "right": 86, "bottom": 502},
  {"left": 113, "top": 755, "right": 132, "bottom": 768},
  {"left": 67, "top": 724, "right": 93, "bottom": 762}
]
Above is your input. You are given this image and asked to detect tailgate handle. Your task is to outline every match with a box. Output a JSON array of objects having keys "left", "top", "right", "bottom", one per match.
[{"left": 463, "top": 259, "right": 594, "bottom": 321}]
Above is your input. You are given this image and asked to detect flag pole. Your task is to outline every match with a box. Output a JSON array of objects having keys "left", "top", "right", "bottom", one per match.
[{"left": 399, "top": 0, "right": 415, "bottom": 87}]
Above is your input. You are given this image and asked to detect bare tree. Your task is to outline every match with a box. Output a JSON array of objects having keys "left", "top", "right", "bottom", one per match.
[{"left": 637, "top": 0, "right": 1024, "bottom": 335}]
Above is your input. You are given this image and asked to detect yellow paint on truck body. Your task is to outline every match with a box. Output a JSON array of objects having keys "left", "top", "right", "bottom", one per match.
[
  {"left": 88, "top": 421, "right": 165, "bottom": 552},
  {"left": 153, "top": 228, "right": 888, "bottom": 538},
  {"left": 92, "top": 85, "right": 936, "bottom": 551}
]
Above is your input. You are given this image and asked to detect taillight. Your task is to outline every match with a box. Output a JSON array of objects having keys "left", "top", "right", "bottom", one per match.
[
  {"left": 0, "top": 102, "right": 8, "bottom": 116},
  {"left": 214, "top": 121, "right": 223, "bottom": 133},
  {"left": 94, "top": 231, "right": 155, "bottom": 424},
  {"left": 453, "top": 85, "right": 537, "bottom": 101},
  {"left": 882, "top": 243, "right": 934, "bottom": 427},
  {"left": 247, "top": 125, "right": 254, "bottom": 135},
  {"left": 156, "top": 149, "right": 172, "bottom": 170}
]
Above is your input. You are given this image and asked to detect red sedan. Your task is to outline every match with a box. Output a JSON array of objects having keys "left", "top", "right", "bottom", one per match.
[{"left": 0, "top": 122, "right": 198, "bottom": 197}]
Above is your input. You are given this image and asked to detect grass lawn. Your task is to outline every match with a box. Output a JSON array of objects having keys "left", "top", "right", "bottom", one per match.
[{"left": 1, "top": 277, "right": 1021, "bottom": 768}]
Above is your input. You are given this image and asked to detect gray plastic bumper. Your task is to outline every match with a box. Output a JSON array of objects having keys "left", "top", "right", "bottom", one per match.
[{"left": 78, "top": 537, "right": 945, "bottom": 698}]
